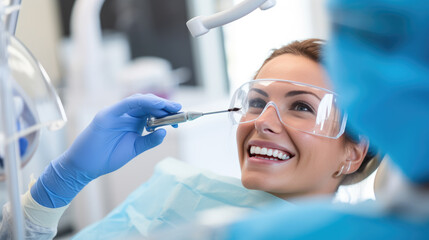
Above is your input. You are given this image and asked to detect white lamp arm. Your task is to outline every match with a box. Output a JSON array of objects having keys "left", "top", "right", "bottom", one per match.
[{"left": 187, "top": 0, "right": 276, "bottom": 37}]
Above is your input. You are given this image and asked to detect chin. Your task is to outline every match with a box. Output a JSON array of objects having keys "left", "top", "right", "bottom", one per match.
[{"left": 241, "top": 173, "right": 271, "bottom": 191}]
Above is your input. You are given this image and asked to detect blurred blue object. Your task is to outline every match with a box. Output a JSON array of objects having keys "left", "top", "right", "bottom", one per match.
[
  {"left": 324, "top": 0, "right": 429, "bottom": 183},
  {"left": 18, "top": 137, "right": 28, "bottom": 157},
  {"left": 226, "top": 200, "right": 429, "bottom": 240},
  {"left": 31, "top": 94, "right": 182, "bottom": 208},
  {"left": 0, "top": 138, "right": 26, "bottom": 168},
  {"left": 73, "top": 158, "right": 286, "bottom": 239}
]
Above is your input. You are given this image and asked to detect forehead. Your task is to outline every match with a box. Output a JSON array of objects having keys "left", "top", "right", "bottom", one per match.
[{"left": 255, "top": 54, "right": 332, "bottom": 90}]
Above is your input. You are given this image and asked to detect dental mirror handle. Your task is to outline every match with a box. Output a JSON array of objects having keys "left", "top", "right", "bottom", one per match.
[
  {"left": 146, "top": 108, "right": 240, "bottom": 132},
  {"left": 186, "top": 0, "right": 276, "bottom": 37},
  {"left": 146, "top": 111, "right": 203, "bottom": 132}
]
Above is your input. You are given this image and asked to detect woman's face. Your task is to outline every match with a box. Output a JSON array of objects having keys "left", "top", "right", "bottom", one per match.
[{"left": 236, "top": 54, "right": 349, "bottom": 199}]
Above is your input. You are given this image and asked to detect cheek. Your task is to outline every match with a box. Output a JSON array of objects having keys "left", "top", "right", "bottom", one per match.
[
  {"left": 292, "top": 131, "right": 345, "bottom": 167},
  {"left": 236, "top": 123, "right": 254, "bottom": 164}
]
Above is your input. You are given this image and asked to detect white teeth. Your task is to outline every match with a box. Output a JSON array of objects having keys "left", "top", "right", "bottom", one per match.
[
  {"left": 250, "top": 146, "right": 255, "bottom": 154},
  {"left": 249, "top": 146, "right": 291, "bottom": 161},
  {"left": 273, "top": 150, "right": 279, "bottom": 157}
]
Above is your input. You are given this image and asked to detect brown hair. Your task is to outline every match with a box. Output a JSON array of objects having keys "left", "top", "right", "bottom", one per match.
[
  {"left": 255, "top": 38, "right": 378, "bottom": 185},
  {"left": 254, "top": 38, "right": 325, "bottom": 78}
]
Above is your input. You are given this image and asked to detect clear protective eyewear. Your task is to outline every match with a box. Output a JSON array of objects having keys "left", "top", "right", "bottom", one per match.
[{"left": 229, "top": 79, "right": 347, "bottom": 139}]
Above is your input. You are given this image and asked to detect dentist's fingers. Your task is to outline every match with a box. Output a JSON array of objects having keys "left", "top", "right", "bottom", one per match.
[
  {"left": 107, "top": 94, "right": 181, "bottom": 117},
  {"left": 134, "top": 129, "right": 167, "bottom": 155}
]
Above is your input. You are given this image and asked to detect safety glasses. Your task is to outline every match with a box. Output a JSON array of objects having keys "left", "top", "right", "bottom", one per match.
[{"left": 229, "top": 79, "right": 347, "bottom": 139}]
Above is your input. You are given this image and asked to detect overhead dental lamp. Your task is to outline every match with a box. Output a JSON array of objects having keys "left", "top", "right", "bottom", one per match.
[{"left": 186, "top": 0, "right": 276, "bottom": 37}]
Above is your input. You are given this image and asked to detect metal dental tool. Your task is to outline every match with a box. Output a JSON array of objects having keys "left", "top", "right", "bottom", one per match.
[{"left": 146, "top": 108, "right": 240, "bottom": 132}]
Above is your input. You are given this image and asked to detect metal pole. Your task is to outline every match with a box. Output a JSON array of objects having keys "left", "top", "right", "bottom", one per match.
[
  {"left": 5, "top": 0, "right": 22, "bottom": 35},
  {"left": 0, "top": 2, "right": 25, "bottom": 239}
]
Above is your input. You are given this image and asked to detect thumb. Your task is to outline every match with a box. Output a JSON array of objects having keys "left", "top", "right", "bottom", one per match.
[{"left": 134, "top": 129, "right": 167, "bottom": 155}]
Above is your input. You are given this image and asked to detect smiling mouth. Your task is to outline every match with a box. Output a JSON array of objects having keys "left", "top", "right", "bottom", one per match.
[{"left": 248, "top": 145, "right": 294, "bottom": 161}]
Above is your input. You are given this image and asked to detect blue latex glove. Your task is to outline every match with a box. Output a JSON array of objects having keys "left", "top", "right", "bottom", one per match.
[{"left": 31, "top": 94, "right": 182, "bottom": 208}]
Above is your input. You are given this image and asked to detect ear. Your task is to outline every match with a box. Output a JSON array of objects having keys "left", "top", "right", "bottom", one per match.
[{"left": 343, "top": 138, "right": 369, "bottom": 174}]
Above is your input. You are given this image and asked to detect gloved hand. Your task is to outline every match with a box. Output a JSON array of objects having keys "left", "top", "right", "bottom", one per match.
[{"left": 31, "top": 94, "right": 182, "bottom": 208}]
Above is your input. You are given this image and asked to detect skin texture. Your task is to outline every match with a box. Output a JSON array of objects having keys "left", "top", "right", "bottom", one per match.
[{"left": 236, "top": 54, "right": 367, "bottom": 200}]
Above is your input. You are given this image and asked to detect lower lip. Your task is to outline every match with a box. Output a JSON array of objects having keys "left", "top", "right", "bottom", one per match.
[{"left": 247, "top": 156, "right": 292, "bottom": 165}]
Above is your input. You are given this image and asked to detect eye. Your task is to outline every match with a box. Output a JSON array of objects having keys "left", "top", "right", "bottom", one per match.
[
  {"left": 248, "top": 98, "right": 266, "bottom": 109},
  {"left": 291, "top": 101, "right": 315, "bottom": 114}
]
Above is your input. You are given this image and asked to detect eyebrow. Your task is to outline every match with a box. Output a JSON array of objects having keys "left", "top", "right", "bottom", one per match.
[
  {"left": 285, "top": 90, "right": 321, "bottom": 101},
  {"left": 249, "top": 88, "right": 268, "bottom": 97},
  {"left": 250, "top": 88, "right": 321, "bottom": 101}
]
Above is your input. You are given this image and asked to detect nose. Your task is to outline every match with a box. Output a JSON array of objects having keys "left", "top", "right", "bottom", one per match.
[{"left": 254, "top": 104, "right": 284, "bottom": 134}]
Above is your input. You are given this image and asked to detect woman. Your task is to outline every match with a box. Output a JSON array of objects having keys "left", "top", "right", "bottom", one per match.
[
  {"left": 72, "top": 39, "right": 379, "bottom": 239},
  {"left": 232, "top": 39, "right": 377, "bottom": 199}
]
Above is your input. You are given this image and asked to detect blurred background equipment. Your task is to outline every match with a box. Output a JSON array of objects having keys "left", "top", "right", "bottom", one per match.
[{"left": 1, "top": 1, "right": 67, "bottom": 239}]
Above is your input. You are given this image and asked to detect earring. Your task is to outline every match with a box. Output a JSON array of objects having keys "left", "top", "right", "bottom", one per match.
[
  {"left": 345, "top": 161, "right": 352, "bottom": 172},
  {"left": 333, "top": 165, "right": 345, "bottom": 178},
  {"left": 333, "top": 161, "right": 352, "bottom": 178}
]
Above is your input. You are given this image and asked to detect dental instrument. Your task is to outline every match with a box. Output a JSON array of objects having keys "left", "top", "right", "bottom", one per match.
[
  {"left": 186, "top": 0, "right": 276, "bottom": 37},
  {"left": 146, "top": 108, "right": 240, "bottom": 132}
]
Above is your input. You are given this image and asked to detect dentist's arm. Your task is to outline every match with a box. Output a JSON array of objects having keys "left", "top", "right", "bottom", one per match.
[
  {"left": 1, "top": 94, "right": 180, "bottom": 240},
  {"left": 30, "top": 94, "right": 181, "bottom": 208}
]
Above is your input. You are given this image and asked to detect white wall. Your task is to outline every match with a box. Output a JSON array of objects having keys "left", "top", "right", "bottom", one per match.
[
  {"left": 15, "top": 0, "right": 63, "bottom": 84},
  {"left": 223, "top": 0, "right": 328, "bottom": 92},
  {"left": 186, "top": 0, "right": 229, "bottom": 97}
]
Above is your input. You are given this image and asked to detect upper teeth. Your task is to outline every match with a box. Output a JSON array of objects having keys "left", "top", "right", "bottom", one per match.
[{"left": 250, "top": 146, "right": 290, "bottom": 160}]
